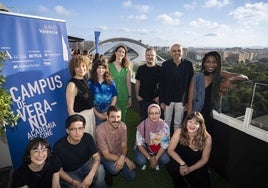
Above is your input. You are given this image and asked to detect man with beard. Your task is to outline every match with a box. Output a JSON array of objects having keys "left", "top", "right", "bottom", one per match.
[
  {"left": 135, "top": 48, "right": 161, "bottom": 121},
  {"left": 95, "top": 106, "right": 136, "bottom": 181}
]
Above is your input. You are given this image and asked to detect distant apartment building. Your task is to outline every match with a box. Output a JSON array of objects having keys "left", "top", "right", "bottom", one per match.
[
  {"left": 154, "top": 46, "right": 170, "bottom": 54},
  {"left": 68, "top": 38, "right": 268, "bottom": 63}
]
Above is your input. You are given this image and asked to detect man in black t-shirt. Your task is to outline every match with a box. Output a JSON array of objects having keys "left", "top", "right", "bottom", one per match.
[
  {"left": 135, "top": 48, "right": 161, "bottom": 120},
  {"left": 53, "top": 114, "right": 107, "bottom": 188}
]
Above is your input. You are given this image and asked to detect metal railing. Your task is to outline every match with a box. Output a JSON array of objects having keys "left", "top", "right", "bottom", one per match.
[{"left": 221, "top": 81, "right": 268, "bottom": 131}]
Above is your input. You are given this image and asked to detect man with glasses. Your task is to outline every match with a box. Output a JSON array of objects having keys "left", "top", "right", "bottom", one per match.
[{"left": 53, "top": 114, "right": 107, "bottom": 188}]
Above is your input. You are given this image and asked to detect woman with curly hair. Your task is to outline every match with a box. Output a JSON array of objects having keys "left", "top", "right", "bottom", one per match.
[
  {"left": 108, "top": 45, "right": 131, "bottom": 122},
  {"left": 66, "top": 55, "right": 95, "bottom": 136},
  {"left": 167, "top": 112, "right": 212, "bottom": 188},
  {"left": 89, "top": 57, "right": 117, "bottom": 125}
]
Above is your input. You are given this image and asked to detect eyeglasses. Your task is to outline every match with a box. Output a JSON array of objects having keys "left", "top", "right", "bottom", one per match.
[
  {"left": 69, "top": 127, "right": 85, "bottom": 132},
  {"left": 32, "top": 148, "right": 48, "bottom": 155},
  {"left": 149, "top": 112, "right": 160, "bottom": 115}
]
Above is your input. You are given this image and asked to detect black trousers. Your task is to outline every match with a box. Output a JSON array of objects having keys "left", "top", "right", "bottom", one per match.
[{"left": 167, "top": 159, "right": 211, "bottom": 188}]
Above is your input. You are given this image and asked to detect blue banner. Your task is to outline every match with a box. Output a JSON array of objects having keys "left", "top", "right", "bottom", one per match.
[
  {"left": 0, "top": 12, "right": 70, "bottom": 170},
  {"left": 94, "top": 31, "right": 101, "bottom": 53}
]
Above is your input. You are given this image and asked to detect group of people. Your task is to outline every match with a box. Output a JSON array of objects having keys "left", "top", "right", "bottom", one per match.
[
  {"left": 135, "top": 43, "right": 248, "bottom": 187},
  {"left": 12, "top": 106, "right": 136, "bottom": 188},
  {"left": 12, "top": 43, "right": 248, "bottom": 188}
]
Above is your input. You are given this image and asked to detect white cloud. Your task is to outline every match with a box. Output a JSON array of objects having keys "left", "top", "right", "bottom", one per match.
[
  {"left": 54, "top": 5, "right": 70, "bottom": 16},
  {"left": 120, "top": 27, "right": 149, "bottom": 34},
  {"left": 229, "top": 2, "right": 268, "bottom": 25},
  {"left": 136, "top": 28, "right": 150, "bottom": 34},
  {"left": 134, "top": 4, "right": 150, "bottom": 13},
  {"left": 122, "top": 27, "right": 131, "bottom": 32},
  {"left": 123, "top": 0, "right": 132, "bottom": 7},
  {"left": 174, "top": 11, "right": 182, "bottom": 17},
  {"left": 204, "top": 0, "right": 230, "bottom": 8},
  {"left": 37, "top": 5, "right": 49, "bottom": 13},
  {"left": 123, "top": 1, "right": 149, "bottom": 13},
  {"left": 96, "top": 25, "right": 109, "bottom": 31},
  {"left": 190, "top": 18, "right": 229, "bottom": 30},
  {"left": 184, "top": 1, "right": 198, "bottom": 10},
  {"left": 156, "top": 12, "right": 182, "bottom": 25},
  {"left": 127, "top": 14, "right": 147, "bottom": 21},
  {"left": 203, "top": 33, "right": 217, "bottom": 37},
  {"left": 122, "top": 1, "right": 149, "bottom": 22}
]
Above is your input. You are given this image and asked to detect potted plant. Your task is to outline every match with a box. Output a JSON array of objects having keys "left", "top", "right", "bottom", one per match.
[{"left": 0, "top": 51, "right": 20, "bottom": 136}]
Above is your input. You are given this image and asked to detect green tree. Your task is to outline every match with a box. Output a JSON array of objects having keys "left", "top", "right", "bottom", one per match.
[{"left": 0, "top": 51, "right": 20, "bottom": 135}]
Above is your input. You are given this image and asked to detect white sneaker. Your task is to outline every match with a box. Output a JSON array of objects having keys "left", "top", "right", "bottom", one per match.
[
  {"left": 156, "top": 165, "right": 159, "bottom": 171},
  {"left": 141, "top": 165, "right": 146, "bottom": 170}
]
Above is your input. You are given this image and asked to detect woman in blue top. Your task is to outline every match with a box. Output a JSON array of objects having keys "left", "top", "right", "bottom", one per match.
[{"left": 88, "top": 58, "right": 117, "bottom": 125}]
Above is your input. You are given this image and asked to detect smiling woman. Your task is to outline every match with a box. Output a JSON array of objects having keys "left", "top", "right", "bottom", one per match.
[
  {"left": 135, "top": 104, "right": 170, "bottom": 171},
  {"left": 187, "top": 51, "right": 248, "bottom": 136},
  {"left": 167, "top": 112, "right": 212, "bottom": 188},
  {"left": 11, "top": 137, "right": 61, "bottom": 188}
]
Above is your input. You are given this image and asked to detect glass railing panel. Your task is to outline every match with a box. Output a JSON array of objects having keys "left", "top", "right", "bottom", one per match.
[
  {"left": 249, "top": 82, "right": 268, "bottom": 131},
  {"left": 221, "top": 81, "right": 268, "bottom": 131},
  {"left": 221, "top": 81, "right": 253, "bottom": 118}
]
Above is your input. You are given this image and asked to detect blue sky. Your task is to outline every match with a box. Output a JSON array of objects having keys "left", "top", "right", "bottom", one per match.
[{"left": 1, "top": 0, "right": 268, "bottom": 48}]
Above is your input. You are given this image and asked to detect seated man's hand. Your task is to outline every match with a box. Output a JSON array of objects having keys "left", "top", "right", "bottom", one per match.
[
  {"left": 114, "top": 156, "right": 125, "bottom": 172},
  {"left": 125, "top": 158, "right": 136, "bottom": 171}
]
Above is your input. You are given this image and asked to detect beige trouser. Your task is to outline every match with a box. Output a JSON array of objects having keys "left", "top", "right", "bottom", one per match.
[{"left": 79, "top": 108, "right": 96, "bottom": 139}]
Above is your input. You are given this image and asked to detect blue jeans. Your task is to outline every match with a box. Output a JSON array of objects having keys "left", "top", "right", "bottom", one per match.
[
  {"left": 134, "top": 146, "right": 170, "bottom": 168},
  {"left": 101, "top": 156, "right": 136, "bottom": 180},
  {"left": 61, "top": 158, "right": 107, "bottom": 188}
]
